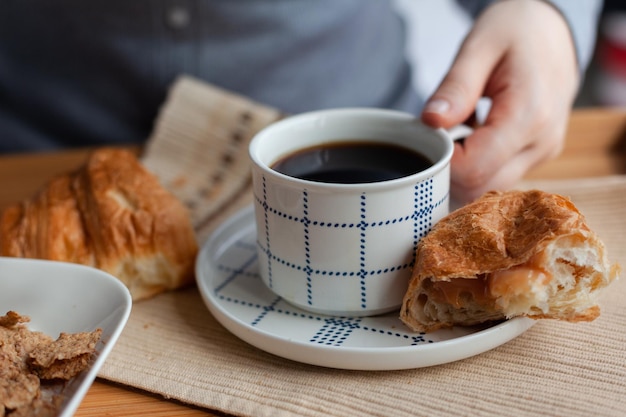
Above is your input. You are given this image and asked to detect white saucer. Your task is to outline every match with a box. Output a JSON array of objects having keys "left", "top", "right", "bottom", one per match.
[{"left": 196, "top": 206, "right": 535, "bottom": 371}]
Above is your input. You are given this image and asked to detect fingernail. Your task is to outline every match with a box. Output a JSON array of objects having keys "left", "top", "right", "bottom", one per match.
[{"left": 424, "top": 98, "right": 450, "bottom": 115}]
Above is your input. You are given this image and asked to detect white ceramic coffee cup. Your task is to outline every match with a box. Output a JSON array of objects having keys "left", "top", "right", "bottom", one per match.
[{"left": 249, "top": 108, "right": 465, "bottom": 317}]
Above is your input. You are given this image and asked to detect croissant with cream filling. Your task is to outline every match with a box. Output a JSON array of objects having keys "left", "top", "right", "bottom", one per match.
[{"left": 400, "top": 190, "right": 620, "bottom": 333}]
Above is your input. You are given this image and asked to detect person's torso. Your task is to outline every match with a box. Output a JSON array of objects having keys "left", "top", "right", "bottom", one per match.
[{"left": 0, "top": 0, "right": 417, "bottom": 152}]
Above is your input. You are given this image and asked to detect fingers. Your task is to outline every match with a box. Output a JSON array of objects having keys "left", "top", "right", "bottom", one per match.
[
  {"left": 450, "top": 140, "right": 549, "bottom": 204},
  {"left": 448, "top": 63, "right": 567, "bottom": 203},
  {"left": 451, "top": 88, "right": 532, "bottom": 186},
  {"left": 450, "top": 99, "right": 566, "bottom": 204},
  {"left": 421, "top": 18, "right": 504, "bottom": 129},
  {"left": 450, "top": 88, "right": 567, "bottom": 203}
]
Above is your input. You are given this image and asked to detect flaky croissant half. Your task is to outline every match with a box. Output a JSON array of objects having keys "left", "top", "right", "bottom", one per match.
[
  {"left": 400, "top": 190, "right": 620, "bottom": 333},
  {"left": 0, "top": 148, "right": 198, "bottom": 301}
]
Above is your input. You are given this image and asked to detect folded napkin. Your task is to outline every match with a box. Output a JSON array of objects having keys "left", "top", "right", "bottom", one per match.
[
  {"left": 141, "top": 76, "right": 283, "bottom": 243},
  {"left": 99, "top": 76, "right": 626, "bottom": 417}
]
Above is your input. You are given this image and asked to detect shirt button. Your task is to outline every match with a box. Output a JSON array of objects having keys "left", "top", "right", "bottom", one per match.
[{"left": 166, "top": 6, "right": 191, "bottom": 30}]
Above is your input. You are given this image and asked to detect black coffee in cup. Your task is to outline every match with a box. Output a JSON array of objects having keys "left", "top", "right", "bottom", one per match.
[{"left": 271, "top": 141, "right": 433, "bottom": 184}]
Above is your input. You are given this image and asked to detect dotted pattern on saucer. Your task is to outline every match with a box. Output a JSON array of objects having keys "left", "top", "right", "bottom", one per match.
[{"left": 211, "top": 223, "right": 434, "bottom": 348}]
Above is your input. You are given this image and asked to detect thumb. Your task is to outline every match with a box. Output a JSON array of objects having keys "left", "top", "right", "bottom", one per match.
[{"left": 421, "top": 35, "right": 502, "bottom": 129}]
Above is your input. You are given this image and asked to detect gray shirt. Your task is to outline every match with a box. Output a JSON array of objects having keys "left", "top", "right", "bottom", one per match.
[{"left": 0, "top": 0, "right": 602, "bottom": 153}]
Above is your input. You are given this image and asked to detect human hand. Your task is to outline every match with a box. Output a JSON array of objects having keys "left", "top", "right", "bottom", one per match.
[{"left": 421, "top": 0, "right": 579, "bottom": 204}]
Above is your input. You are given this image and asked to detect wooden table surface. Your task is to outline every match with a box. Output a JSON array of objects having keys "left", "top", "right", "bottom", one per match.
[{"left": 1, "top": 108, "right": 625, "bottom": 417}]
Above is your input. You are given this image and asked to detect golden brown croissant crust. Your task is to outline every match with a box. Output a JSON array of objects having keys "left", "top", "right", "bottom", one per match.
[
  {"left": 400, "top": 190, "right": 620, "bottom": 333},
  {"left": 0, "top": 148, "right": 198, "bottom": 301}
]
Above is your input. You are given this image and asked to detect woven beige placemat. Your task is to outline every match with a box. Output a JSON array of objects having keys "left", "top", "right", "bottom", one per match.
[{"left": 98, "top": 76, "right": 626, "bottom": 417}]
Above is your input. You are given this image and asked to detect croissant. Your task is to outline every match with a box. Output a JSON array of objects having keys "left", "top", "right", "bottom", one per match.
[
  {"left": 0, "top": 148, "right": 198, "bottom": 301},
  {"left": 400, "top": 190, "right": 620, "bottom": 333}
]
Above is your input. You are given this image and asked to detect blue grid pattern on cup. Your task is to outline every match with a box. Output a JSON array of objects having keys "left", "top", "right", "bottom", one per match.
[
  {"left": 256, "top": 175, "right": 446, "bottom": 311},
  {"left": 211, "top": 229, "right": 434, "bottom": 347}
]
